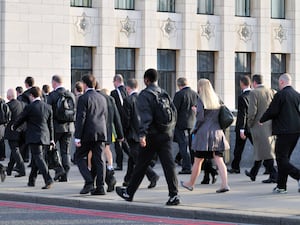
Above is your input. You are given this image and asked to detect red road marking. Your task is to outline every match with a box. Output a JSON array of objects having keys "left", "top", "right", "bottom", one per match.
[{"left": 0, "top": 200, "right": 237, "bottom": 225}]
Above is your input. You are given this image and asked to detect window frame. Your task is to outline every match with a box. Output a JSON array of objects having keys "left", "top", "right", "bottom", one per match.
[
  {"left": 70, "top": 0, "right": 92, "bottom": 8},
  {"left": 157, "top": 0, "right": 175, "bottom": 13},
  {"left": 197, "top": 51, "right": 215, "bottom": 88},
  {"left": 197, "top": 0, "right": 214, "bottom": 15},
  {"left": 271, "top": 0, "right": 285, "bottom": 19},
  {"left": 115, "top": 48, "right": 136, "bottom": 83},
  {"left": 271, "top": 53, "right": 286, "bottom": 91},
  {"left": 115, "top": 0, "right": 135, "bottom": 10},
  {"left": 235, "top": 0, "right": 250, "bottom": 17}
]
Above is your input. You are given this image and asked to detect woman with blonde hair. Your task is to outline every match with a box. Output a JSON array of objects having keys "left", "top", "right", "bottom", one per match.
[{"left": 181, "top": 79, "right": 230, "bottom": 193}]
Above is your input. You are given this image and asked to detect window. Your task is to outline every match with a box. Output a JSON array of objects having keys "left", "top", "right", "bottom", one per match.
[
  {"left": 197, "top": 0, "right": 214, "bottom": 15},
  {"left": 71, "top": 47, "right": 93, "bottom": 89},
  {"left": 115, "top": 0, "right": 134, "bottom": 10},
  {"left": 197, "top": 51, "right": 215, "bottom": 87},
  {"left": 70, "top": 0, "right": 92, "bottom": 7},
  {"left": 271, "top": 0, "right": 285, "bottom": 19},
  {"left": 235, "top": 0, "right": 250, "bottom": 17},
  {"left": 157, "top": 50, "right": 176, "bottom": 97},
  {"left": 158, "top": 0, "right": 175, "bottom": 12},
  {"left": 115, "top": 48, "right": 136, "bottom": 83},
  {"left": 271, "top": 53, "right": 286, "bottom": 91},
  {"left": 235, "top": 52, "right": 251, "bottom": 108}
]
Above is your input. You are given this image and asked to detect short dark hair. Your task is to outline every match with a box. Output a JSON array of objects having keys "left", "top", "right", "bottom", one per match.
[
  {"left": 25, "top": 76, "right": 34, "bottom": 87},
  {"left": 42, "top": 84, "right": 50, "bottom": 94},
  {"left": 252, "top": 74, "right": 263, "bottom": 85},
  {"left": 82, "top": 74, "right": 96, "bottom": 88},
  {"left": 75, "top": 81, "right": 83, "bottom": 93},
  {"left": 16, "top": 86, "right": 23, "bottom": 94},
  {"left": 28, "top": 86, "right": 41, "bottom": 98},
  {"left": 52, "top": 75, "right": 62, "bottom": 84},
  {"left": 126, "top": 78, "right": 138, "bottom": 89},
  {"left": 240, "top": 75, "right": 251, "bottom": 86},
  {"left": 144, "top": 68, "right": 158, "bottom": 83},
  {"left": 177, "top": 77, "right": 188, "bottom": 87}
]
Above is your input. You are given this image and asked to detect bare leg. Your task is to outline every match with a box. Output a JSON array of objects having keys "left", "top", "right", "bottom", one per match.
[
  {"left": 183, "top": 157, "right": 204, "bottom": 187},
  {"left": 213, "top": 154, "right": 229, "bottom": 189},
  {"left": 104, "top": 145, "right": 113, "bottom": 168}
]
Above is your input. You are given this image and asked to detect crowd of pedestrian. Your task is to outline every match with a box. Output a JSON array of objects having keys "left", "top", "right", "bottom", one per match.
[{"left": 0, "top": 70, "right": 300, "bottom": 206}]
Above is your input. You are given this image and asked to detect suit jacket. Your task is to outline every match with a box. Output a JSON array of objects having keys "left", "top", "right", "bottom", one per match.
[
  {"left": 74, "top": 89, "right": 107, "bottom": 143},
  {"left": 260, "top": 86, "right": 300, "bottom": 135},
  {"left": 123, "top": 92, "right": 140, "bottom": 142},
  {"left": 248, "top": 85, "right": 275, "bottom": 160},
  {"left": 98, "top": 91, "right": 123, "bottom": 143},
  {"left": 110, "top": 85, "right": 127, "bottom": 126},
  {"left": 173, "top": 86, "right": 198, "bottom": 130},
  {"left": 47, "top": 87, "right": 75, "bottom": 133},
  {"left": 4, "top": 99, "right": 25, "bottom": 141},
  {"left": 235, "top": 90, "right": 251, "bottom": 133},
  {"left": 13, "top": 99, "right": 54, "bottom": 145},
  {"left": 19, "top": 88, "right": 32, "bottom": 105}
]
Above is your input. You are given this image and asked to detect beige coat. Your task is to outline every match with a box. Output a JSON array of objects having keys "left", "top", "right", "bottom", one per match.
[{"left": 248, "top": 85, "right": 276, "bottom": 161}]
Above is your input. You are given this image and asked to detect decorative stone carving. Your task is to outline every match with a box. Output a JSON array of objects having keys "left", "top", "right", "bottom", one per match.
[
  {"left": 274, "top": 24, "right": 287, "bottom": 43},
  {"left": 120, "top": 16, "right": 136, "bottom": 37},
  {"left": 237, "top": 23, "right": 253, "bottom": 42},
  {"left": 76, "top": 12, "right": 92, "bottom": 35},
  {"left": 201, "top": 21, "right": 215, "bottom": 40},
  {"left": 161, "top": 18, "right": 176, "bottom": 39}
]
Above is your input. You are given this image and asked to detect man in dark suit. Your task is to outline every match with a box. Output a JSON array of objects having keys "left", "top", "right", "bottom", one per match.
[
  {"left": 74, "top": 74, "right": 108, "bottom": 195},
  {"left": 260, "top": 73, "right": 300, "bottom": 194},
  {"left": 122, "top": 79, "right": 159, "bottom": 188},
  {"left": 47, "top": 75, "right": 75, "bottom": 182},
  {"left": 13, "top": 86, "right": 54, "bottom": 189},
  {"left": 116, "top": 68, "right": 180, "bottom": 206},
  {"left": 228, "top": 75, "right": 253, "bottom": 174},
  {"left": 173, "top": 77, "right": 198, "bottom": 174},
  {"left": 110, "top": 74, "right": 129, "bottom": 170},
  {"left": 5, "top": 89, "right": 26, "bottom": 177}
]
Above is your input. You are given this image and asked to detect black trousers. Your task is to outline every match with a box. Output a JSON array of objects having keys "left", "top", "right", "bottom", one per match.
[
  {"left": 75, "top": 141, "right": 105, "bottom": 188},
  {"left": 231, "top": 131, "right": 253, "bottom": 170},
  {"left": 250, "top": 158, "right": 277, "bottom": 180},
  {"left": 28, "top": 144, "right": 52, "bottom": 185},
  {"left": 275, "top": 134, "right": 300, "bottom": 190},
  {"left": 127, "top": 133, "right": 178, "bottom": 198},
  {"left": 7, "top": 140, "right": 25, "bottom": 175},
  {"left": 114, "top": 141, "right": 130, "bottom": 169},
  {"left": 174, "top": 128, "right": 192, "bottom": 171},
  {"left": 124, "top": 139, "right": 157, "bottom": 183},
  {"left": 54, "top": 132, "right": 72, "bottom": 176}
]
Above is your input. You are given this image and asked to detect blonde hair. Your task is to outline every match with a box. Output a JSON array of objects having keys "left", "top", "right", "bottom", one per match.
[{"left": 197, "top": 79, "right": 220, "bottom": 110}]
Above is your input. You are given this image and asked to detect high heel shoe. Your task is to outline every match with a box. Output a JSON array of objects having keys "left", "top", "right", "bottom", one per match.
[
  {"left": 201, "top": 173, "right": 210, "bottom": 184},
  {"left": 211, "top": 171, "right": 218, "bottom": 184}
]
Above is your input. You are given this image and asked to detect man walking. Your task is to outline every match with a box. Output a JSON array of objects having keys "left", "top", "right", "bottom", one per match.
[
  {"left": 260, "top": 73, "right": 300, "bottom": 193},
  {"left": 116, "top": 68, "right": 180, "bottom": 205},
  {"left": 13, "top": 87, "right": 54, "bottom": 189},
  {"left": 74, "top": 74, "right": 107, "bottom": 195},
  {"left": 245, "top": 74, "right": 277, "bottom": 183},
  {"left": 173, "top": 77, "right": 198, "bottom": 174},
  {"left": 228, "top": 76, "right": 253, "bottom": 174},
  {"left": 47, "top": 75, "right": 75, "bottom": 182}
]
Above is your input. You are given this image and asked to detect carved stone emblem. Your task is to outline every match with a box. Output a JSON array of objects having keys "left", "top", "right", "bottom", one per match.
[
  {"left": 237, "top": 23, "right": 253, "bottom": 42},
  {"left": 201, "top": 21, "right": 215, "bottom": 40},
  {"left": 76, "top": 12, "right": 92, "bottom": 35},
  {"left": 161, "top": 18, "right": 176, "bottom": 39},
  {"left": 120, "top": 16, "right": 136, "bottom": 37},
  {"left": 274, "top": 24, "right": 287, "bottom": 43}
]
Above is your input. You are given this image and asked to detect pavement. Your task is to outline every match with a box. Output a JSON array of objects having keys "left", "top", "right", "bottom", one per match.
[{"left": 0, "top": 161, "right": 299, "bottom": 225}]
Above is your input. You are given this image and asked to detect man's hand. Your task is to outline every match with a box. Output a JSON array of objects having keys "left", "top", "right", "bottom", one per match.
[
  {"left": 139, "top": 136, "right": 146, "bottom": 148},
  {"left": 50, "top": 140, "right": 56, "bottom": 148},
  {"left": 75, "top": 138, "right": 81, "bottom": 148}
]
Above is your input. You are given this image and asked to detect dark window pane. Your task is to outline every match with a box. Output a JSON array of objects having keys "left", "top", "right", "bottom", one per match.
[
  {"left": 197, "top": 0, "right": 214, "bottom": 15},
  {"left": 115, "top": 48, "right": 136, "bottom": 83},
  {"left": 158, "top": 0, "right": 175, "bottom": 12},
  {"left": 70, "top": 0, "right": 92, "bottom": 7},
  {"left": 271, "top": 53, "right": 286, "bottom": 91},
  {"left": 271, "top": 0, "right": 285, "bottom": 19},
  {"left": 157, "top": 50, "right": 176, "bottom": 97},
  {"left": 115, "top": 0, "right": 134, "bottom": 10},
  {"left": 197, "top": 51, "right": 215, "bottom": 87},
  {"left": 236, "top": 0, "right": 250, "bottom": 16}
]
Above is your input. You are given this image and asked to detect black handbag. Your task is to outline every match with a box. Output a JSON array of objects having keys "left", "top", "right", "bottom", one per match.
[
  {"left": 46, "top": 147, "right": 61, "bottom": 169},
  {"left": 218, "top": 105, "right": 234, "bottom": 130}
]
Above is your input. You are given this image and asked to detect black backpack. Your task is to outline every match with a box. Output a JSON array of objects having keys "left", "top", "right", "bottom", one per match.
[
  {"left": 146, "top": 89, "right": 177, "bottom": 132},
  {"left": 55, "top": 91, "right": 75, "bottom": 123},
  {"left": 0, "top": 101, "right": 11, "bottom": 125}
]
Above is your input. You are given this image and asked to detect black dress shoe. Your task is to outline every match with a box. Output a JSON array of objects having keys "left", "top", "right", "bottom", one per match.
[
  {"left": 42, "top": 180, "right": 53, "bottom": 189},
  {"left": 262, "top": 178, "right": 277, "bottom": 183},
  {"left": 114, "top": 166, "right": 122, "bottom": 171},
  {"left": 54, "top": 171, "right": 66, "bottom": 181},
  {"left": 178, "top": 169, "right": 192, "bottom": 175},
  {"left": 91, "top": 187, "right": 106, "bottom": 195},
  {"left": 27, "top": 182, "right": 35, "bottom": 187},
  {"left": 227, "top": 168, "right": 240, "bottom": 174},
  {"left": 15, "top": 173, "right": 26, "bottom": 178},
  {"left": 245, "top": 170, "right": 256, "bottom": 181},
  {"left": 80, "top": 184, "right": 94, "bottom": 194},
  {"left": 116, "top": 187, "right": 132, "bottom": 202},
  {"left": 148, "top": 175, "right": 159, "bottom": 189},
  {"left": 107, "top": 177, "right": 117, "bottom": 192}
]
